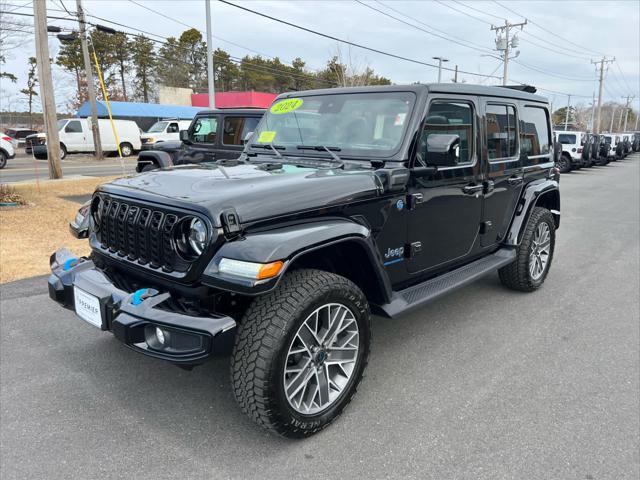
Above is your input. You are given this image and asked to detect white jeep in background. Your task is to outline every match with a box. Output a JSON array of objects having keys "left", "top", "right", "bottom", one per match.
[{"left": 554, "top": 130, "right": 585, "bottom": 172}]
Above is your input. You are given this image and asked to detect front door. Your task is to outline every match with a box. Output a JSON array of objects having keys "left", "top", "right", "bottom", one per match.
[
  {"left": 186, "top": 115, "right": 219, "bottom": 163},
  {"left": 481, "top": 101, "right": 523, "bottom": 246},
  {"left": 407, "top": 97, "right": 483, "bottom": 274},
  {"left": 63, "top": 120, "right": 86, "bottom": 152}
]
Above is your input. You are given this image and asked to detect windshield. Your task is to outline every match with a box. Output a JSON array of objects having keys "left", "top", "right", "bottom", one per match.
[
  {"left": 147, "top": 121, "right": 169, "bottom": 133},
  {"left": 57, "top": 120, "right": 67, "bottom": 131},
  {"left": 249, "top": 91, "right": 416, "bottom": 158}
]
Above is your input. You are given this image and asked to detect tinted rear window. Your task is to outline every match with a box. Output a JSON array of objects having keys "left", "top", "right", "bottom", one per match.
[{"left": 558, "top": 134, "right": 577, "bottom": 144}]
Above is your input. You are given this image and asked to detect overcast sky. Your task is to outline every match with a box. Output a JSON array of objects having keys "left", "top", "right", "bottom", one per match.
[{"left": 1, "top": 0, "right": 638, "bottom": 114}]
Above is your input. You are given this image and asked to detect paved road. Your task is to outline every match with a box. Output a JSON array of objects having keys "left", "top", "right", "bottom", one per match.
[
  {"left": 0, "top": 153, "right": 136, "bottom": 183},
  {"left": 1, "top": 155, "right": 639, "bottom": 480}
]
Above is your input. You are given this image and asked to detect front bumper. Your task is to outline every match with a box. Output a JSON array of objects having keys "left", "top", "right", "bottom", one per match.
[{"left": 48, "top": 248, "right": 236, "bottom": 365}]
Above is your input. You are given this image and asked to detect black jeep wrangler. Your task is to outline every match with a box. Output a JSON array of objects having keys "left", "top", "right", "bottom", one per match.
[
  {"left": 49, "top": 84, "right": 560, "bottom": 438},
  {"left": 136, "top": 109, "right": 264, "bottom": 172}
]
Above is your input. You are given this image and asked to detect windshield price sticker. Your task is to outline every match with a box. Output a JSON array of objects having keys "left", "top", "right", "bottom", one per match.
[
  {"left": 270, "top": 98, "right": 303, "bottom": 114},
  {"left": 258, "top": 131, "right": 277, "bottom": 143}
]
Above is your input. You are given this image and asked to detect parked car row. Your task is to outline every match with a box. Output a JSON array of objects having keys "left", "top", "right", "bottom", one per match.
[{"left": 553, "top": 130, "right": 638, "bottom": 173}]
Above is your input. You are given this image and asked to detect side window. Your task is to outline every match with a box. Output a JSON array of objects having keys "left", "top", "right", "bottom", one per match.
[
  {"left": 222, "top": 117, "right": 246, "bottom": 145},
  {"left": 167, "top": 123, "right": 179, "bottom": 133},
  {"left": 519, "top": 106, "right": 551, "bottom": 157},
  {"left": 65, "top": 121, "right": 82, "bottom": 133},
  {"left": 486, "top": 104, "right": 517, "bottom": 160},
  {"left": 418, "top": 100, "right": 474, "bottom": 166},
  {"left": 190, "top": 117, "right": 218, "bottom": 144}
]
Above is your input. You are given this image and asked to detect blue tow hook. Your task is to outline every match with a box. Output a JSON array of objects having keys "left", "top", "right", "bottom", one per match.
[
  {"left": 131, "top": 288, "right": 155, "bottom": 306},
  {"left": 62, "top": 258, "right": 79, "bottom": 271}
]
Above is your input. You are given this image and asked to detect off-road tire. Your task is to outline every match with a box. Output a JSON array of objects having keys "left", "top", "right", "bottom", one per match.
[
  {"left": 499, "top": 207, "right": 555, "bottom": 292},
  {"left": 141, "top": 163, "right": 157, "bottom": 172},
  {"left": 231, "top": 269, "right": 371, "bottom": 438},
  {"left": 557, "top": 153, "right": 571, "bottom": 173}
]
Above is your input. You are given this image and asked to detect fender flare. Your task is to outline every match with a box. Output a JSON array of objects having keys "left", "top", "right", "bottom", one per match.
[
  {"left": 504, "top": 179, "right": 560, "bottom": 246},
  {"left": 201, "top": 218, "right": 392, "bottom": 300},
  {"left": 136, "top": 150, "right": 173, "bottom": 173}
]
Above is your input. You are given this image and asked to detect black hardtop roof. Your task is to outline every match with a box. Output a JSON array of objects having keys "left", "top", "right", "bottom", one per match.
[
  {"left": 276, "top": 83, "right": 548, "bottom": 103},
  {"left": 195, "top": 108, "right": 266, "bottom": 116}
]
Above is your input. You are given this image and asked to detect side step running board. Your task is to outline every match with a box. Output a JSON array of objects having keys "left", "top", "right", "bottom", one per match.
[{"left": 373, "top": 248, "right": 517, "bottom": 319}]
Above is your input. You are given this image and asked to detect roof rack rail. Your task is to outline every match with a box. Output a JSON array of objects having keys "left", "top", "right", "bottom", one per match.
[{"left": 501, "top": 85, "right": 537, "bottom": 94}]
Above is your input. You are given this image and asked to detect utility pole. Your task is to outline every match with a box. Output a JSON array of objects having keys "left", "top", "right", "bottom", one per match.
[
  {"left": 609, "top": 106, "right": 617, "bottom": 132},
  {"left": 76, "top": 0, "right": 103, "bottom": 159},
  {"left": 432, "top": 56, "right": 448, "bottom": 83},
  {"left": 33, "top": 0, "right": 62, "bottom": 179},
  {"left": 491, "top": 19, "right": 527, "bottom": 86},
  {"left": 589, "top": 93, "right": 596, "bottom": 131},
  {"left": 564, "top": 94, "right": 571, "bottom": 131},
  {"left": 621, "top": 95, "right": 635, "bottom": 131},
  {"left": 591, "top": 56, "right": 615, "bottom": 134},
  {"left": 617, "top": 104, "right": 625, "bottom": 131},
  {"left": 453, "top": 65, "right": 458, "bottom": 83},
  {"left": 205, "top": 0, "right": 215, "bottom": 108}
]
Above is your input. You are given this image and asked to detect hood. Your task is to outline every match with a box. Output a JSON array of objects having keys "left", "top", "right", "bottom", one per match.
[{"left": 99, "top": 162, "right": 382, "bottom": 226}]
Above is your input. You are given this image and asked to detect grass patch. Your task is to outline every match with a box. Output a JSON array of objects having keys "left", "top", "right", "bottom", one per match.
[{"left": 0, "top": 177, "right": 116, "bottom": 283}]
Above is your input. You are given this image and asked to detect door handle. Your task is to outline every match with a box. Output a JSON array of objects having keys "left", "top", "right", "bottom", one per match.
[
  {"left": 508, "top": 176, "right": 524, "bottom": 186},
  {"left": 462, "top": 184, "right": 483, "bottom": 194}
]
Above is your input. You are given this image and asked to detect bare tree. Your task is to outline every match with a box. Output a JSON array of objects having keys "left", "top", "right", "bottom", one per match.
[{"left": 0, "top": 1, "right": 32, "bottom": 83}]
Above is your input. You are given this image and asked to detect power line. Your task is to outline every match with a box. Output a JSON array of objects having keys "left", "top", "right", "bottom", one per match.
[
  {"left": 614, "top": 60, "right": 634, "bottom": 94},
  {"left": 453, "top": 0, "right": 505, "bottom": 22},
  {"left": 434, "top": 0, "right": 491, "bottom": 25},
  {"left": 356, "top": 0, "right": 493, "bottom": 55},
  {"left": 1, "top": 10, "right": 336, "bottom": 87},
  {"left": 492, "top": 0, "right": 606, "bottom": 57},
  {"left": 511, "top": 59, "right": 594, "bottom": 82},
  {"left": 218, "top": 0, "right": 501, "bottom": 79}
]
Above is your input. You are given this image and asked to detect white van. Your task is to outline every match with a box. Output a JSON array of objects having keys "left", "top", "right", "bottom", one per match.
[
  {"left": 32, "top": 118, "right": 141, "bottom": 159},
  {"left": 140, "top": 119, "right": 192, "bottom": 150}
]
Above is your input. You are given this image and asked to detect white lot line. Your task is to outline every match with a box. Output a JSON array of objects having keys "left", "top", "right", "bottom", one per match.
[{"left": 5, "top": 164, "right": 135, "bottom": 173}]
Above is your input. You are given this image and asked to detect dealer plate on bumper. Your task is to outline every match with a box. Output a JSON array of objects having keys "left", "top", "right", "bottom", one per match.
[{"left": 74, "top": 286, "right": 103, "bottom": 328}]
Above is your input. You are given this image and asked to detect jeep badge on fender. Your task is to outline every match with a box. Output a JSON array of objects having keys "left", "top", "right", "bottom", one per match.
[{"left": 48, "top": 84, "right": 559, "bottom": 438}]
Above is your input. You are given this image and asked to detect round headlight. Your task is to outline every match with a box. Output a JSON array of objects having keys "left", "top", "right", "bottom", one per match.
[{"left": 188, "top": 218, "right": 208, "bottom": 255}]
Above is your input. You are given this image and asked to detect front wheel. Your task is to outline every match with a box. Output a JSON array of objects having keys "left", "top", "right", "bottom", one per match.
[
  {"left": 231, "top": 269, "right": 371, "bottom": 438},
  {"left": 499, "top": 207, "right": 556, "bottom": 292},
  {"left": 59, "top": 144, "right": 67, "bottom": 160},
  {"left": 0, "top": 151, "right": 6, "bottom": 169}
]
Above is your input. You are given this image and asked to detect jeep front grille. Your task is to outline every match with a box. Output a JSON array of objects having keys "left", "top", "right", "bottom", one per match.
[{"left": 94, "top": 196, "right": 190, "bottom": 273}]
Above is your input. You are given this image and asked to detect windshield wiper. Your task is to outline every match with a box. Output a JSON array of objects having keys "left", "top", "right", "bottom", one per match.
[
  {"left": 250, "top": 143, "right": 285, "bottom": 159},
  {"left": 296, "top": 145, "right": 343, "bottom": 164}
]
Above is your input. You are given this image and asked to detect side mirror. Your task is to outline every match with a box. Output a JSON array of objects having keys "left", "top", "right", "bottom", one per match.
[
  {"left": 242, "top": 131, "right": 254, "bottom": 145},
  {"left": 179, "top": 129, "right": 190, "bottom": 143},
  {"left": 425, "top": 134, "right": 460, "bottom": 167}
]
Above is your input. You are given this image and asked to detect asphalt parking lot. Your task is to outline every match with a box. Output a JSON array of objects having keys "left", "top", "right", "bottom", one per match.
[
  {"left": 0, "top": 152, "right": 136, "bottom": 183},
  {"left": 1, "top": 155, "right": 638, "bottom": 480}
]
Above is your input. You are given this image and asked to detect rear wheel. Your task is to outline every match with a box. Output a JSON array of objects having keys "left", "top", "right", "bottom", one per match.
[
  {"left": 59, "top": 144, "right": 67, "bottom": 160},
  {"left": 0, "top": 151, "right": 7, "bottom": 169},
  {"left": 119, "top": 143, "right": 133, "bottom": 157},
  {"left": 499, "top": 207, "right": 555, "bottom": 292},
  {"left": 141, "top": 163, "right": 157, "bottom": 172},
  {"left": 557, "top": 153, "right": 571, "bottom": 173},
  {"left": 231, "top": 269, "right": 371, "bottom": 438}
]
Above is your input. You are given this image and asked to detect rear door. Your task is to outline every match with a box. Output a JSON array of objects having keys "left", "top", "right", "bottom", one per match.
[
  {"left": 218, "top": 115, "right": 262, "bottom": 160},
  {"left": 480, "top": 100, "right": 523, "bottom": 246}
]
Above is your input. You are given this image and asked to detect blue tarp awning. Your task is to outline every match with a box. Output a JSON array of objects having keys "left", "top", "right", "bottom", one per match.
[{"left": 76, "top": 101, "right": 202, "bottom": 120}]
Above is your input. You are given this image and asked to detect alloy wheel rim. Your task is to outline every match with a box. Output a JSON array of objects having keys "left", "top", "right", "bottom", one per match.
[
  {"left": 283, "top": 303, "right": 360, "bottom": 415},
  {"left": 529, "top": 222, "right": 551, "bottom": 281}
]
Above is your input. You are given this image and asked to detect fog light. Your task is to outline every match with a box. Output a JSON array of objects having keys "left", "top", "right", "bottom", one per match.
[{"left": 156, "top": 327, "right": 166, "bottom": 345}]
